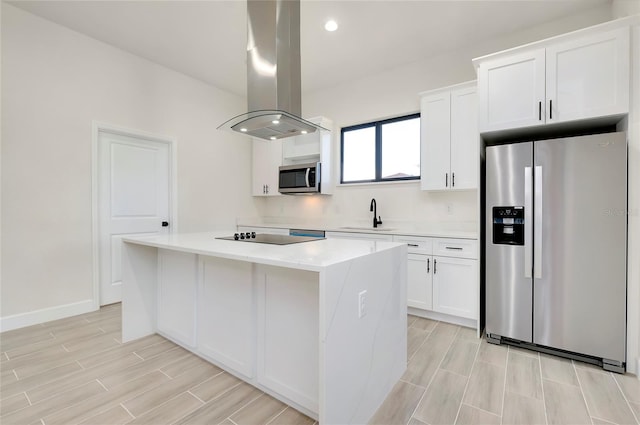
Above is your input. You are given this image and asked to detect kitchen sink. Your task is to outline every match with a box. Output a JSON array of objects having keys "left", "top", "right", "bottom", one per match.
[{"left": 339, "top": 226, "right": 396, "bottom": 232}]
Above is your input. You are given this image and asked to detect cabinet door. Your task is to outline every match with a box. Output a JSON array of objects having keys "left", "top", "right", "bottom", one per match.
[
  {"left": 407, "top": 254, "right": 432, "bottom": 310},
  {"left": 546, "top": 27, "right": 629, "bottom": 123},
  {"left": 420, "top": 92, "right": 451, "bottom": 190},
  {"left": 478, "top": 49, "right": 545, "bottom": 132},
  {"left": 450, "top": 85, "right": 478, "bottom": 190},
  {"left": 198, "top": 257, "right": 254, "bottom": 378},
  {"left": 432, "top": 256, "right": 477, "bottom": 320},
  {"left": 252, "top": 139, "right": 282, "bottom": 196},
  {"left": 157, "top": 249, "right": 197, "bottom": 347}
]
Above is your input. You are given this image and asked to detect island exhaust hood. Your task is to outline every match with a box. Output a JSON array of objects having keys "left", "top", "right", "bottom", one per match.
[{"left": 218, "top": 0, "right": 326, "bottom": 140}]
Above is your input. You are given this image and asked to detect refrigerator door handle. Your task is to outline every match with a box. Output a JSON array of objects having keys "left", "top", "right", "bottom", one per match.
[
  {"left": 534, "top": 166, "right": 543, "bottom": 279},
  {"left": 524, "top": 167, "right": 533, "bottom": 278}
]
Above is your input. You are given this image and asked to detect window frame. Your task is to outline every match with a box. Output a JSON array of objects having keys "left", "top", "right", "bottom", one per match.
[{"left": 340, "top": 113, "right": 421, "bottom": 184}]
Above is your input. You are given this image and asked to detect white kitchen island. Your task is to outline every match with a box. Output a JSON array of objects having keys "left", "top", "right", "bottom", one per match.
[{"left": 121, "top": 232, "right": 407, "bottom": 425}]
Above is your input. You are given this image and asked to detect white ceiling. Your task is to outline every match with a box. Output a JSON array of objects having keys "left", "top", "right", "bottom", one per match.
[{"left": 7, "top": 0, "right": 611, "bottom": 97}]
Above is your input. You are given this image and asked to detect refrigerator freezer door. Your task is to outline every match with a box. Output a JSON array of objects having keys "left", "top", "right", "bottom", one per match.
[
  {"left": 533, "top": 132, "right": 627, "bottom": 363},
  {"left": 486, "top": 142, "right": 533, "bottom": 342}
]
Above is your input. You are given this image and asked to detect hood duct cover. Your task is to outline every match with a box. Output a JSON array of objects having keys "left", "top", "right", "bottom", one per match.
[{"left": 218, "top": 0, "right": 326, "bottom": 140}]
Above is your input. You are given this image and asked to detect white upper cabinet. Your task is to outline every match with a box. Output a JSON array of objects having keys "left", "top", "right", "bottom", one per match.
[
  {"left": 477, "top": 26, "right": 630, "bottom": 133},
  {"left": 546, "top": 27, "right": 630, "bottom": 123},
  {"left": 420, "top": 81, "right": 478, "bottom": 191},
  {"left": 478, "top": 50, "right": 545, "bottom": 132},
  {"left": 252, "top": 138, "right": 282, "bottom": 197}
]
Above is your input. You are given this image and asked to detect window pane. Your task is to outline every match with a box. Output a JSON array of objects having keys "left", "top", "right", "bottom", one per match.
[
  {"left": 381, "top": 117, "right": 420, "bottom": 179},
  {"left": 342, "top": 126, "right": 375, "bottom": 182}
]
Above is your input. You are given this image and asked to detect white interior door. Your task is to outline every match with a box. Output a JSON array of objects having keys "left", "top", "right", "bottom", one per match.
[{"left": 98, "top": 130, "right": 171, "bottom": 305}]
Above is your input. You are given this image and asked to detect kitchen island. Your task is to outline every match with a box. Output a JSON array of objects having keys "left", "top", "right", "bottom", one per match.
[{"left": 121, "top": 232, "right": 407, "bottom": 425}]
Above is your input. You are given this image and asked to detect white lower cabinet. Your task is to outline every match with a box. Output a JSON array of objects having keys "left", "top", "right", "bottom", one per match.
[
  {"left": 198, "top": 257, "right": 255, "bottom": 378},
  {"left": 393, "top": 235, "right": 478, "bottom": 324},
  {"left": 432, "top": 256, "right": 478, "bottom": 320},
  {"left": 157, "top": 249, "right": 197, "bottom": 347},
  {"left": 407, "top": 253, "right": 432, "bottom": 310}
]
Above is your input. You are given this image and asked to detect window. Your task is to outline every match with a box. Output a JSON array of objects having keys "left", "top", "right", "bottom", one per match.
[{"left": 341, "top": 113, "right": 420, "bottom": 183}]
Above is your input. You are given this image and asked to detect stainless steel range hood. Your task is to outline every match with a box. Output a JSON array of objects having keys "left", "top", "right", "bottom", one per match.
[{"left": 218, "top": 0, "right": 326, "bottom": 140}]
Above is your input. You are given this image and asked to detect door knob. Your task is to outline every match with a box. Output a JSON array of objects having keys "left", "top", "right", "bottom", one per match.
[{"left": 162, "top": 221, "right": 169, "bottom": 227}]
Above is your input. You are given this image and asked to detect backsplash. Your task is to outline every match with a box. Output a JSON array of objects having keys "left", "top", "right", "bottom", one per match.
[{"left": 253, "top": 182, "right": 478, "bottom": 232}]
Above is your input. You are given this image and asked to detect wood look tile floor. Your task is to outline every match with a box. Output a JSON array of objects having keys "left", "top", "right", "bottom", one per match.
[{"left": 0, "top": 305, "right": 638, "bottom": 425}]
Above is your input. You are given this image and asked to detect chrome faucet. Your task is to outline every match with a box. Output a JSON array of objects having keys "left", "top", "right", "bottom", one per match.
[{"left": 370, "top": 198, "right": 383, "bottom": 228}]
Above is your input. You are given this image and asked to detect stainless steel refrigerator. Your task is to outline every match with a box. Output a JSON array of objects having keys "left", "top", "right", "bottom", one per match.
[{"left": 485, "top": 132, "right": 627, "bottom": 372}]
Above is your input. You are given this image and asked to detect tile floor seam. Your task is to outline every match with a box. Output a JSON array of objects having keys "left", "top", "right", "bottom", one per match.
[
  {"left": 132, "top": 352, "right": 145, "bottom": 361},
  {"left": 612, "top": 372, "right": 640, "bottom": 425},
  {"left": 120, "top": 402, "right": 136, "bottom": 419},
  {"left": 537, "top": 352, "right": 549, "bottom": 425},
  {"left": 187, "top": 390, "right": 206, "bottom": 405},
  {"left": 499, "top": 346, "right": 510, "bottom": 422},
  {"left": 24, "top": 390, "right": 33, "bottom": 406},
  {"left": 226, "top": 417, "right": 240, "bottom": 425},
  {"left": 452, "top": 335, "right": 482, "bottom": 425},
  {"left": 12, "top": 369, "right": 19, "bottom": 380},
  {"left": 96, "top": 378, "right": 109, "bottom": 392},
  {"left": 158, "top": 369, "right": 173, "bottom": 379},
  {"left": 572, "top": 360, "right": 596, "bottom": 424},
  {"left": 264, "top": 407, "right": 289, "bottom": 425},
  {"left": 398, "top": 378, "right": 427, "bottom": 390},
  {"left": 265, "top": 405, "right": 291, "bottom": 425},
  {"left": 61, "top": 344, "right": 70, "bottom": 353},
  {"left": 407, "top": 332, "right": 431, "bottom": 364},
  {"left": 214, "top": 389, "right": 264, "bottom": 425},
  {"left": 407, "top": 324, "right": 462, "bottom": 424},
  {"left": 207, "top": 380, "right": 243, "bottom": 404}
]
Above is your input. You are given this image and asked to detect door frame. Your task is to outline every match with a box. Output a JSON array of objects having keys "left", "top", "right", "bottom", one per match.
[{"left": 91, "top": 121, "right": 178, "bottom": 310}]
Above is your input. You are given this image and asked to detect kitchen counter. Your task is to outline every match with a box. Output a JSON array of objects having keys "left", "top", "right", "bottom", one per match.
[
  {"left": 121, "top": 231, "right": 407, "bottom": 425},
  {"left": 122, "top": 231, "right": 403, "bottom": 272}
]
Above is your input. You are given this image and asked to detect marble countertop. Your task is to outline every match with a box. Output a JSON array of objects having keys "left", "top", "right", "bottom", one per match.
[
  {"left": 123, "top": 231, "right": 404, "bottom": 272},
  {"left": 238, "top": 221, "right": 478, "bottom": 240}
]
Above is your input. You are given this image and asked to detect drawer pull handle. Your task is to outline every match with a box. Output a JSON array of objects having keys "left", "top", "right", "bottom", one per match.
[
  {"left": 445, "top": 246, "right": 463, "bottom": 250},
  {"left": 407, "top": 243, "right": 419, "bottom": 247},
  {"left": 434, "top": 259, "right": 437, "bottom": 274},
  {"left": 427, "top": 258, "right": 430, "bottom": 273}
]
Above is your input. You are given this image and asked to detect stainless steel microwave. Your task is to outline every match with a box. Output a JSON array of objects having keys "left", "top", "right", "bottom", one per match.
[{"left": 278, "top": 162, "right": 321, "bottom": 194}]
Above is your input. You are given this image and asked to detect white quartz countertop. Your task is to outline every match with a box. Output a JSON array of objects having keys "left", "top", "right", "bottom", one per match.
[
  {"left": 238, "top": 221, "right": 478, "bottom": 240},
  {"left": 123, "top": 232, "right": 405, "bottom": 272}
]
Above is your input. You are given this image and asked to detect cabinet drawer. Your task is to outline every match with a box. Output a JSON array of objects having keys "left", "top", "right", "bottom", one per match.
[
  {"left": 433, "top": 238, "right": 478, "bottom": 259},
  {"left": 392, "top": 235, "right": 432, "bottom": 254}
]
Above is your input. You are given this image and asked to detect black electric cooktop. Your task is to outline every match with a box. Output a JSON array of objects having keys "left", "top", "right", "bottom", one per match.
[{"left": 216, "top": 233, "right": 324, "bottom": 245}]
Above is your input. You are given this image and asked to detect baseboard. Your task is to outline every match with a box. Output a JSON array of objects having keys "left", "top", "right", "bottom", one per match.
[
  {"left": 408, "top": 307, "right": 477, "bottom": 330},
  {"left": 0, "top": 299, "right": 97, "bottom": 332}
]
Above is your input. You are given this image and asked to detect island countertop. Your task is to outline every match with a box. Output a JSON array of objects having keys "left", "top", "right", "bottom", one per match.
[{"left": 123, "top": 231, "right": 404, "bottom": 272}]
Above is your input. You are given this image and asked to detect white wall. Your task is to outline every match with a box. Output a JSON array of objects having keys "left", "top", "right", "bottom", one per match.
[
  {"left": 256, "top": 4, "right": 613, "bottom": 231},
  {"left": 1, "top": 4, "right": 259, "bottom": 324}
]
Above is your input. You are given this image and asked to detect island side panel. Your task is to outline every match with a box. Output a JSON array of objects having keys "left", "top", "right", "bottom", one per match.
[
  {"left": 319, "top": 245, "right": 407, "bottom": 425},
  {"left": 256, "top": 265, "right": 320, "bottom": 417},
  {"left": 122, "top": 242, "right": 158, "bottom": 342}
]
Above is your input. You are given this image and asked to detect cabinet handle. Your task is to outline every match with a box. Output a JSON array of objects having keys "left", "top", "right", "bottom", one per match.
[
  {"left": 445, "top": 173, "right": 448, "bottom": 187},
  {"left": 433, "top": 259, "right": 437, "bottom": 274},
  {"left": 549, "top": 99, "right": 553, "bottom": 120},
  {"left": 266, "top": 185, "right": 269, "bottom": 194},
  {"left": 427, "top": 258, "right": 430, "bottom": 273},
  {"left": 452, "top": 172, "right": 455, "bottom": 187},
  {"left": 538, "top": 101, "right": 542, "bottom": 121},
  {"left": 445, "top": 246, "right": 463, "bottom": 250},
  {"left": 407, "top": 243, "right": 419, "bottom": 247}
]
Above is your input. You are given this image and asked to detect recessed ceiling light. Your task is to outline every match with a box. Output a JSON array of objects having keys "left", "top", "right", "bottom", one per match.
[
  {"left": 270, "top": 136, "right": 277, "bottom": 140},
  {"left": 324, "top": 20, "right": 338, "bottom": 32},
  {"left": 240, "top": 128, "right": 248, "bottom": 132},
  {"left": 301, "top": 130, "right": 308, "bottom": 134},
  {"left": 272, "top": 119, "right": 280, "bottom": 124}
]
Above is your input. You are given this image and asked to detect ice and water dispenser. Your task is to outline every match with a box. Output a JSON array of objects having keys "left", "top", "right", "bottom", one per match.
[{"left": 492, "top": 207, "right": 525, "bottom": 245}]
